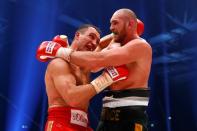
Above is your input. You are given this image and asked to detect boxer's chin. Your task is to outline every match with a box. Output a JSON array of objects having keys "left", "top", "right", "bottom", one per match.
[
  {"left": 113, "top": 35, "right": 118, "bottom": 42},
  {"left": 113, "top": 38, "right": 121, "bottom": 43}
]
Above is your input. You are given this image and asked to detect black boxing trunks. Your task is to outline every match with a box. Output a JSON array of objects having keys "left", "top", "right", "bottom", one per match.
[
  {"left": 96, "top": 88, "right": 149, "bottom": 131},
  {"left": 45, "top": 107, "right": 93, "bottom": 131}
]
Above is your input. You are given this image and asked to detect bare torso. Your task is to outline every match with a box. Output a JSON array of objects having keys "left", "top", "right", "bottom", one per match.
[
  {"left": 45, "top": 59, "right": 90, "bottom": 110},
  {"left": 108, "top": 39, "right": 152, "bottom": 90}
]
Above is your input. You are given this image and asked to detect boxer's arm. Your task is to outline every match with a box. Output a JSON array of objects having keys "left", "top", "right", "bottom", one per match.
[
  {"left": 95, "top": 33, "right": 113, "bottom": 52},
  {"left": 48, "top": 59, "right": 128, "bottom": 107},
  {"left": 70, "top": 39, "right": 152, "bottom": 69},
  {"left": 91, "top": 65, "right": 129, "bottom": 93},
  {"left": 49, "top": 59, "right": 96, "bottom": 107}
]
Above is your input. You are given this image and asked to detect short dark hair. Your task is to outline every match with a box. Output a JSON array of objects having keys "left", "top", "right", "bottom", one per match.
[{"left": 76, "top": 24, "right": 101, "bottom": 35}]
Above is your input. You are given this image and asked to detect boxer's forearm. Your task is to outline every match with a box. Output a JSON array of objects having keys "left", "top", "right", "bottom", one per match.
[
  {"left": 70, "top": 51, "right": 104, "bottom": 69},
  {"left": 99, "top": 33, "right": 113, "bottom": 49},
  {"left": 70, "top": 46, "right": 129, "bottom": 69}
]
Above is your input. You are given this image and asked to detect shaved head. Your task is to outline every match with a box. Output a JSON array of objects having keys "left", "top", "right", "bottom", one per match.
[
  {"left": 110, "top": 8, "right": 139, "bottom": 43},
  {"left": 114, "top": 8, "right": 137, "bottom": 22},
  {"left": 111, "top": 8, "right": 138, "bottom": 31}
]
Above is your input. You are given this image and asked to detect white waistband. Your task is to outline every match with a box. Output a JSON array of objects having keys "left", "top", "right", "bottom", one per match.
[
  {"left": 70, "top": 109, "right": 88, "bottom": 127},
  {"left": 103, "top": 96, "right": 149, "bottom": 108}
]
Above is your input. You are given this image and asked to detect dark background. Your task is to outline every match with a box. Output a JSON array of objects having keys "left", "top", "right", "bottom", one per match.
[{"left": 0, "top": 0, "right": 197, "bottom": 130}]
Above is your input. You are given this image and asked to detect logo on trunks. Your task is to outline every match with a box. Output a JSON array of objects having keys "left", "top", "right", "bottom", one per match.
[
  {"left": 70, "top": 109, "right": 88, "bottom": 127},
  {"left": 104, "top": 109, "right": 120, "bottom": 121},
  {"left": 106, "top": 66, "right": 119, "bottom": 78},
  {"left": 45, "top": 42, "right": 55, "bottom": 54}
]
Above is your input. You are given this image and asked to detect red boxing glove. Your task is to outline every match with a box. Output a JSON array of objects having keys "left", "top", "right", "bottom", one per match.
[
  {"left": 36, "top": 41, "right": 73, "bottom": 62},
  {"left": 137, "top": 19, "right": 144, "bottom": 36},
  {"left": 91, "top": 65, "right": 129, "bottom": 93},
  {"left": 52, "top": 35, "right": 69, "bottom": 47},
  {"left": 105, "top": 65, "right": 129, "bottom": 82},
  {"left": 36, "top": 41, "right": 62, "bottom": 62}
]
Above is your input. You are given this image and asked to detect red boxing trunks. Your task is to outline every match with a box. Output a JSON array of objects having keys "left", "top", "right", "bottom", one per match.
[{"left": 45, "top": 107, "right": 93, "bottom": 131}]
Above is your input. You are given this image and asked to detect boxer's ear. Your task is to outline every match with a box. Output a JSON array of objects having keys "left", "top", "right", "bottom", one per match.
[{"left": 74, "top": 32, "right": 80, "bottom": 40}]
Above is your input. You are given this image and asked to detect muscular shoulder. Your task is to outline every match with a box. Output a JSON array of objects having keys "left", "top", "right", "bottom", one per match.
[
  {"left": 130, "top": 38, "right": 151, "bottom": 47},
  {"left": 127, "top": 38, "right": 152, "bottom": 54},
  {"left": 46, "top": 58, "right": 71, "bottom": 75}
]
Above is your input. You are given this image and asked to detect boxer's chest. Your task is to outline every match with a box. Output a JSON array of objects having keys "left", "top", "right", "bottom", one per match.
[{"left": 71, "top": 66, "right": 89, "bottom": 85}]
